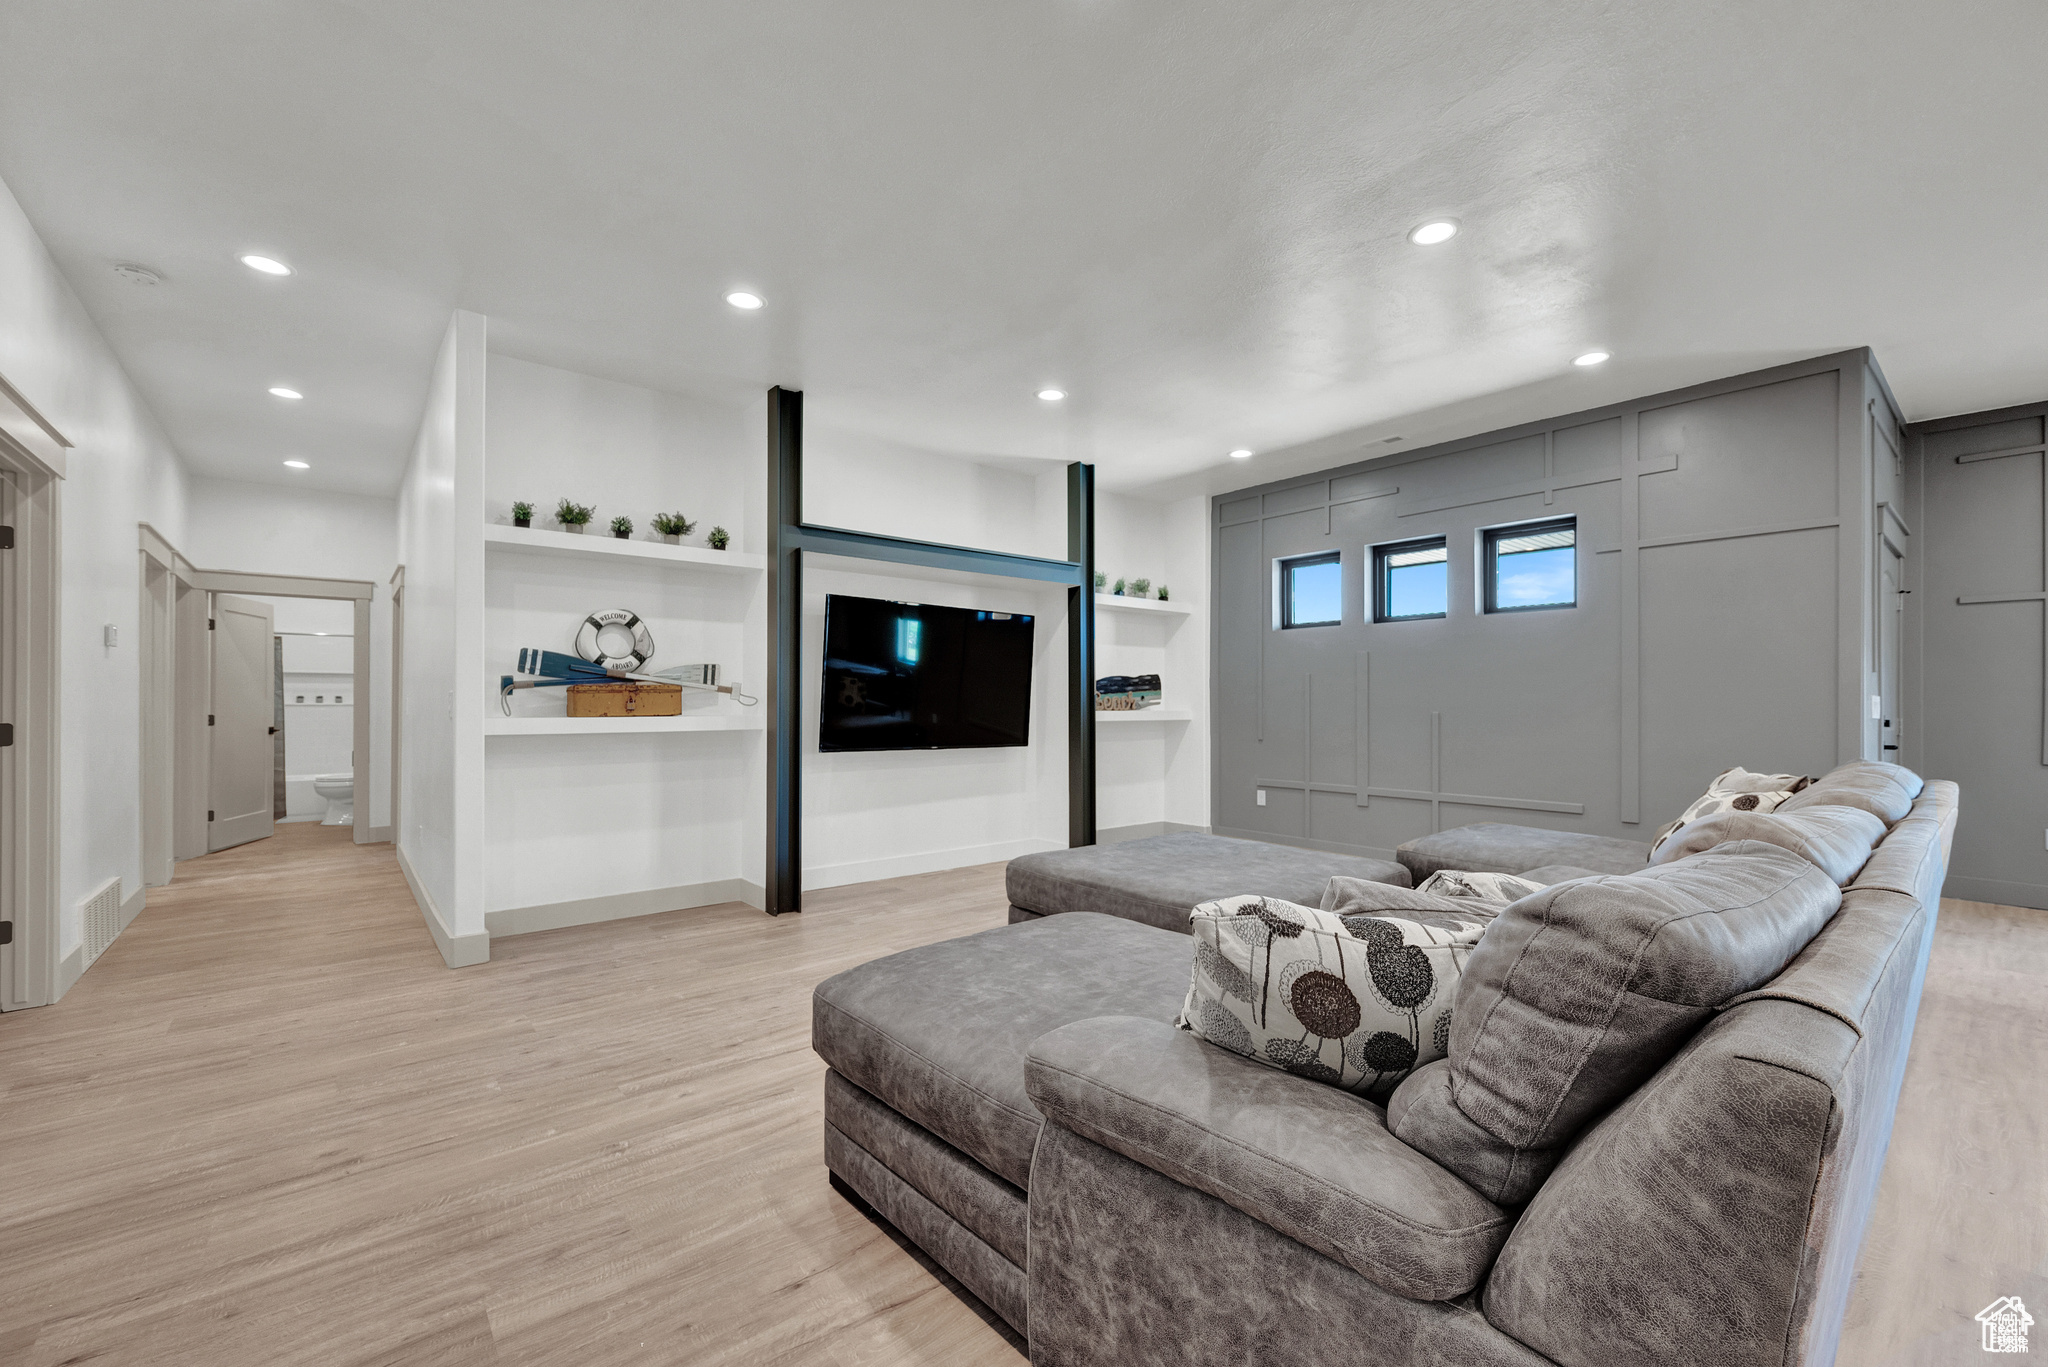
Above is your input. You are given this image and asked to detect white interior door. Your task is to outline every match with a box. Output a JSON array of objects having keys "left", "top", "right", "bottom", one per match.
[{"left": 209, "top": 593, "right": 276, "bottom": 851}]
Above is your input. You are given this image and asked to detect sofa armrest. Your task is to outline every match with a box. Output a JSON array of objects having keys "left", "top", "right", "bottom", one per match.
[{"left": 1023, "top": 1016, "right": 1512, "bottom": 1301}]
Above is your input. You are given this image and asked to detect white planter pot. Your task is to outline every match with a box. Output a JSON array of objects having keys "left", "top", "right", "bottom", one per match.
[
  {"left": 662, "top": 534, "right": 681, "bottom": 544},
  {"left": 561, "top": 523, "right": 584, "bottom": 534}
]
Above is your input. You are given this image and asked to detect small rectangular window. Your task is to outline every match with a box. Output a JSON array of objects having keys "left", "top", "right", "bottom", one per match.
[
  {"left": 1280, "top": 552, "right": 1342, "bottom": 628},
  {"left": 1485, "top": 518, "right": 1576, "bottom": 613},
  {"left": 1374, "top": 538, "right": 1448, "bottom": 622}
]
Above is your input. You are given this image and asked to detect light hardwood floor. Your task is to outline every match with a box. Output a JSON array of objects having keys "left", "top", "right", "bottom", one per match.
[{"left": 0, "top": 824, "right": 2039, "bottom": 1365}]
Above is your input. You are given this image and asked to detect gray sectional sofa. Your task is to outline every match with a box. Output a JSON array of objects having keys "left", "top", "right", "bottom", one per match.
[{"left": 813, "top": 763, "right": 1956, "bottom": 1366}]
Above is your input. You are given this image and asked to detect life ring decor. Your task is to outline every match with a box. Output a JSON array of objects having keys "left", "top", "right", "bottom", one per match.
[{"left": 574, "top": 608, "right": 656, "bottom": 671}]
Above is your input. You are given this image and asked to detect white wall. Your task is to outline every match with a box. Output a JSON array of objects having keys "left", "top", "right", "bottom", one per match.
[
  {"left": 394, "top": 312, "right": 485, "bottom": 953},
  {"left": 0, "top": 168, "right": 191, "bottom": 973},
  {"left": 480, "top": 353, "right": 761, "bottom": 918},
  {"left": 801, "top": 562, "right": 1072, "bottom": 885},
  {"left": 484, "top": 353, "right": 747, "bottom": 546},
  {"left": 183, "top": 479, "right": 397, "bottom": 827},
  {"left": 796, "top": 429, "right": 1078, "bottom": 884},
  {"left": 804, "top": 426, "right": 1066, "bottom": 561}
]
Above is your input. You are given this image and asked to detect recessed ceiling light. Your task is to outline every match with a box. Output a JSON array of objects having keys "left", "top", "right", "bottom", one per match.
[
  {"left": 1037, "top": 388, "right": 1066, "bottom": 402},
  {"left": 113, "top": 263, "right": 162, "bottom": 286},
  {"left": 1573, "top": 350, "right": 1611, "bottom": 367},
  {"left": 725, "top": 291, "right": 763, "bottom": 309},
  {"left": 241, "top": 254, "right": 293, "bottom": 276},
  {"left": 1408, "top": 220, "right": 1459, "bottom": 246},
  {"left": 282, "top": 459, "right": 309, "bottom": 469},
  {"left": 1229, "top": 448, "right": 1254, "bottom": 460},
  {"left": 269, "top": 387, "right": 303, "bottom": 400}
]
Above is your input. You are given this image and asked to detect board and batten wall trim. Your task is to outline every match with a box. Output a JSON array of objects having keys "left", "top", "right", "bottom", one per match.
[
  {"left": 1905, "top": 397, "right": 2048, "bottom": 909},
  {"left": 1210, "top": 350, "right": 1901, "bottom": 861}
]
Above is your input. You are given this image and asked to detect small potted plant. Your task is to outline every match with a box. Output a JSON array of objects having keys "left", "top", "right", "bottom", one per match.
[
  {"left": 511, "top": 500, "right": 534, "bottom": 529},
  {"left": 1094, "top": 570, "right": 1107, "bottom": 591},
  {"left": 1112, "top": 577, "right": 1126, "bottom": 596},
  {"left": 1131, "top": 578, "right": 1151, "bottom": 599},
  {"left": 707, "top": 525, "right": 730, "bottom": 551},
  {"left": 555, "top": 498, "right": 595, "bottom": 534},
  {"left": 652, "top": 511, "right": 696, "bottom": 544},
  {"left": 1156, "top": 584, "right": 1170, "bottom": 602},
  {"left": 610, "top": 514, "right": 634, "bottom": 540}
]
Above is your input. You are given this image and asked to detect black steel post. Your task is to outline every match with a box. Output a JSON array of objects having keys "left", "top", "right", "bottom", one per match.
[
  {"left": 1068, "top": 461, "right": 1096, "bottom": 846},
  {"left": 766, "top": 387, "right": 804, "bottom": 914}
]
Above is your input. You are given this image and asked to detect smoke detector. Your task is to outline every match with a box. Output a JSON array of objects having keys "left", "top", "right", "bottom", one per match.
[{"left": 113, "top": 263, "right": 162, "bottom": 286}]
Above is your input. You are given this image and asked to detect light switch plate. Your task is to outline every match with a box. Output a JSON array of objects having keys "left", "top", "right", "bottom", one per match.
[{"left": 1256, "top": 789, "right": 1267, "bottom": 806}]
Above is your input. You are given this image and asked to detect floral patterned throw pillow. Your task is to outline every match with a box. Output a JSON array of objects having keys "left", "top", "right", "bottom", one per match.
[{"left": 1177, "top": 894, "right": 1486, "bottom": 1102}]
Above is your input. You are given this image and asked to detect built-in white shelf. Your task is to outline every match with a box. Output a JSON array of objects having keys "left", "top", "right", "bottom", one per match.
[
  {"left": 486, "top": 712, "right": 765, "bottom": 737},
  {"left": 1096, "top": 708, "right": 1194, "bottom": 723},
  {"left": 484, "top": 523, "right": 766, "bottom": 574},
  {"left": 1096, "top": 593, "right": 1190, "bottom": 618}
]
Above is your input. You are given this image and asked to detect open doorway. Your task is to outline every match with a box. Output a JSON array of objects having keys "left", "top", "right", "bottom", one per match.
[{"left": 137, "top": 526, "right": 378, "bottom": 867}]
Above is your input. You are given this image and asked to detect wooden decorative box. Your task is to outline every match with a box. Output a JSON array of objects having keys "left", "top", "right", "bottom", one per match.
[{"left": 565, "top": 681, "right": 685, "bottom": 717}]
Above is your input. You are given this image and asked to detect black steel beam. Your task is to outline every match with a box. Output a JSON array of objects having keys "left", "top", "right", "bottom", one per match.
[
  {"left": 1068, "top": 462, "right": 1096, "bottom": 847},
  {"left": 766, "top": 386, "right": 803, "bottom": 915},
  {"left": 791, "top": 522, "right": 1085, "bottom": 585}
]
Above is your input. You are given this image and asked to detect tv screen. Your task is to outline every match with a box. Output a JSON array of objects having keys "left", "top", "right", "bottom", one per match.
[{"left": 820, "top": 594, "right": 1035, "bottom": 751}]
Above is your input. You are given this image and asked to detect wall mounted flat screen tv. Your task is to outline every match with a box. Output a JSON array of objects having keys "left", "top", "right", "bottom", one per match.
[{"left": 820, "top": 594, "right": 1034, "bottom": 751}]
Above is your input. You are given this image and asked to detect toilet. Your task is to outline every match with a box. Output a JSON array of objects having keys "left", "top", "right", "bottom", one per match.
[{"left": 312, "top": 773, "right": 354, "bottom": 826}]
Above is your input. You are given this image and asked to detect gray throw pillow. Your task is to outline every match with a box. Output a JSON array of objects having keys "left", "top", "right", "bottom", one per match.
[
  {"left": 1646, "top": 804, "right": 1885, "bottom": 884},
  {"left": 1179, "top": 894, "right": 1486, "bottom": 1101},
  {"left": 1777, "top": 760, "right": 1924, "bottom": 825},
  {"left": 1386, "top": 841, "right": 1841, "bottom": 1204}
]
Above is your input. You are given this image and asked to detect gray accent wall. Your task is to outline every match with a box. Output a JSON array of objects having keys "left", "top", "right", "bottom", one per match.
[
  {"left": 1210, "top": 350, "right": 1902, "bottom": 860},
  {"left": 1906, "top": 401, "right": 2048, "bottom": 909}
]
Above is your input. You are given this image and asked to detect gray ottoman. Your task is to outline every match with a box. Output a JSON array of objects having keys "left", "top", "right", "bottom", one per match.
[
  {"left": 1005, "top": 831, "right": 1411, "bottom": 934},
  {"left": 813, "top": 912, "right": 1193, "bottom": 1334},
  {"left": 1395, "top": 822, "right": 1651, "bottom": 883}
]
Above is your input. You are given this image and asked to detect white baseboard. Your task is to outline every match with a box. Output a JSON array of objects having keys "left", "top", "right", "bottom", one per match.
[
  {"left": 362, "top": 825, "right": 393, "bottom": 844},
  {"left": 1097, "top": 821, "right": 1210, "bottom": 845},
  {"left": 396, "top": 843, "right": 489, "bottom": 968},
  {"left": 486, "top": 877, "right": 763, "bottom": 939},
  {"left": 120, "top": 883, "right": 146, "bottom": 934},
  {"left": 803, "top": 837, "right": 1062, "bottom": 891},
  {"left": 55, "top": 944, "right": 83, "bottom": 999}
]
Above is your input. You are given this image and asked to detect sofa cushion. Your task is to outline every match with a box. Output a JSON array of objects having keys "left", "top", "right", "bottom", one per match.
[
  {"left": 812, "top": 912, "right": 1191, "bottom": 1188},
  {"left": 1025, "top": 1015, "right": 1514, "bottom": 1302},
  {"left": 1412, "top": 869, "right": 1550, "bottom": 905},
  {"left": 1647, "top": 804, "right": 1886, "bottom": 884},
  {"left": 1518, "top": 863, "right": 1606, "bottom": 884},
  {"left": 1395, "top": 823, "right": 1651, "bottom": 882},
  {"left": 1386, "top": 842, "right": 1841, "bottom": 1204},
  {"left": 1005, "top": 832, "right": 1410, "bottom": 934},
  {"left": 1179, "top": 894, "right": 1485, "bottom": 1100},
  {"left": 1638, "top": 807, "right": 1875, "bottom": 881},
  {"left": 1777, "top": 760, "right": 1924, "bottom": 825},
  {"left": 1647, "top": 766, "right": 1812, "bottom": 859}
]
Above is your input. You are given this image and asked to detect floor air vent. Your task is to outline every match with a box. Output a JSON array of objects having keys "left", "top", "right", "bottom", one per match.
[{"left": 80, "top": 877, "right": 122, "bottom": 964}]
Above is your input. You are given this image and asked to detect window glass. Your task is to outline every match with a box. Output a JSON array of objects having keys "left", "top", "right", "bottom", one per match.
[
  {"left": 1377, "top": 540, "right": 1448, "bottom": 621},
  {"left": 1281, "top": 553, "right": 1341, "bottom": 628},
  {"left": 1487, "top": 519, "right": 1576, "bottom": 612}
]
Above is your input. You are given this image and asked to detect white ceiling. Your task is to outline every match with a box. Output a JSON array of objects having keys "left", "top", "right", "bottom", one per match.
[{"left": 1, "top": 2, "right": 2043, "bottom": 499}]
